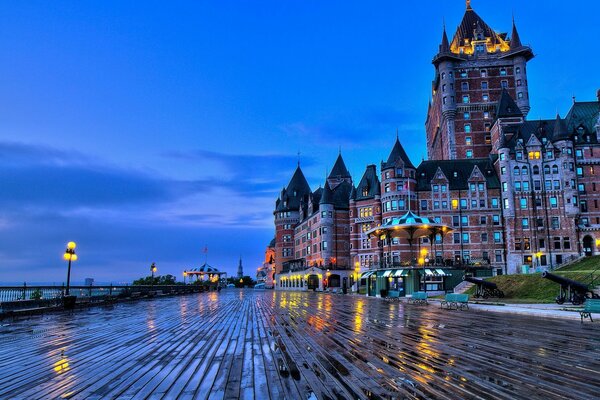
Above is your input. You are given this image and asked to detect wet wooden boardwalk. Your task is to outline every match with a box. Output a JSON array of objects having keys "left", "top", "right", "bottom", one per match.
[{"left": 0, "top": 290, "right": 599, "bottom": 399}]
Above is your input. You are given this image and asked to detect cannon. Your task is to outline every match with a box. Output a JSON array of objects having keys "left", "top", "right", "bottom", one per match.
[
  {"left": 463, "top": 276, "right": 504, "bottom": 298},
  {"left": 541, "top": 271, "right": 599, "bottom": 305}
]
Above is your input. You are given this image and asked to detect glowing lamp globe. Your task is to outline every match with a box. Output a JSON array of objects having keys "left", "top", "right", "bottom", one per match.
[
  {"left": 67, "top": 242, "right": 76, "bottom": 250},
  {"left": 71, "top": 254, "right": 78, "bottom": 261},
  {"left": 63, "top": 253, "right": 70, "bottom": 261}
]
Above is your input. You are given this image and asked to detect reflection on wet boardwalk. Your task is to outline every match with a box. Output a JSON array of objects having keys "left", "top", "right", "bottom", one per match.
[{"left": 1, "top": 290, "right": 599, "bottom": 399}]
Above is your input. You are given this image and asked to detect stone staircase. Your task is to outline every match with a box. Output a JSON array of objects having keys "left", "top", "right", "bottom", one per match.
[{"left": 453, "top": 281, "right": 474, "bottom": 294}]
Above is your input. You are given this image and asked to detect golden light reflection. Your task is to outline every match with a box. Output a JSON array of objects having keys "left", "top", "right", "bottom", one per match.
[{"left": 53, "top": 355, "right": 70, "bottom": 374}]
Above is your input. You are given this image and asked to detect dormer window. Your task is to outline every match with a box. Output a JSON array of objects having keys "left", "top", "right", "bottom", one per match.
[
  {"left": 293, "top": 191, "right": 297, "bottom": 196},
  {"left": 453, "top": 172, "right": 458, "bottom": 178},
  {"left": 481, "top": 70, "right": 487, "bottom": 77},
  {"left": 460, "top": 69, "right": 467, "bottom": 78},
  {"left": 500, "top": 68, "right": 507, "bottom": 76}
]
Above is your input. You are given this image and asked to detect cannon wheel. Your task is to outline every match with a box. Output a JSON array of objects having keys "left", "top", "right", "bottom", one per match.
[
  {"left": 555, "top": 295, "right": 566, "bottom": 305},
  {"left": 572, "top": 293, "right": 584, "bottom": 306}
]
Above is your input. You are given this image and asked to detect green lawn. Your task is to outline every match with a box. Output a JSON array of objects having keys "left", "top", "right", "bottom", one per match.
[{"left": 465, "top": 256, "right": 600, "bottom": 303}]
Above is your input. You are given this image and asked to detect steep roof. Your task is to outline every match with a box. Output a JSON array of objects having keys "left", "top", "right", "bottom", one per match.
[
  {"left": 320, "top": 180, "right": 352, "bottom": 209},
  {"left": 450, "top": 4, "right": 505, "bottom": 53},
  {"left": 510, "top": 19, "right": 522, "bottom": 48},
  {"left": 565, "top": 101, "right": 600, "bottom": 135},
  {"left": 496, "top": 89, "right": 523, "bottom": 119},
  {"left": 275, "top": 165, "right": 311, "bottom": 212},
  {"left": 552, "top": 114, "right": 570, "bottom": 141},
  {"left": 328, "top": 153, "right": 351, "bottom": 179},
  {"left": 382, "top": 137, "right": 415, "bottom": 170},
  {"left": 416, "top": 159, "right": 499, "bottom": 191},
  {"left": 355, "top": 164, "right": 381, "bottom": 201},
  {"left": 439, "top": 26, "right": 450, "bottom": 53}
]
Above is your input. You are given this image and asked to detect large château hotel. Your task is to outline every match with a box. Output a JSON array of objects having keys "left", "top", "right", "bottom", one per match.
[{"left": 268, "top": 1, "right": 600, "bottom": 295}]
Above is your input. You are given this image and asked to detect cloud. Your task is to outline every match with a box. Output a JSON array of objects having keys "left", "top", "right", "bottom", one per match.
[{"left": 279, "top": 107, "right": 424, "bottom": 149}]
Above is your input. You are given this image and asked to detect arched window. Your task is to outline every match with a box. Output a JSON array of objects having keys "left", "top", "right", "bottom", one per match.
[
  {"left": 544, "top": 165, "right": 550, "bottom": 174},
  {"left": 513, "top": 167, "right": 520, "bottom": 175},
  {"left": 521, "top": 166, "right": 528, "bottom": 175},
  {"left": 533, "top": 165, "right": 540, "bottom": 175},
  {"left": 552, "top": 165, "right": 559, "bottom": 174}
]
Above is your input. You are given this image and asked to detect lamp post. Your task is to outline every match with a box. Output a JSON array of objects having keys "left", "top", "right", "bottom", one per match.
[
  {"left": 63, "top": 242, "right": 77, "bottom": 296},
  {"left": 183, "top": 271, "right": 187, "bottom": 285},
  {"left": 419, "top": 248, "right": 428, "bottom": 293},
  {"left": 150, "top": 262, "right": 157, "bottom": 287}
]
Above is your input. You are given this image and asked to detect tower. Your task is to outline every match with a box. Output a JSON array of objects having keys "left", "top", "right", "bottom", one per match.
[
  {"left": 237, "top": 257, "right": 243, "bottom": 279},
  {"left": 426, "top": 1, "right": 534, "bottom": 160},
  {"left": 273, "top": 165, "right": 311, "bottom": 274}
]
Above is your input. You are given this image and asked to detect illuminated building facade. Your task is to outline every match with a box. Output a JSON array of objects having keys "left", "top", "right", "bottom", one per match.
[{"left": 272, "top": 1, "right": 600, "bottom": 291}]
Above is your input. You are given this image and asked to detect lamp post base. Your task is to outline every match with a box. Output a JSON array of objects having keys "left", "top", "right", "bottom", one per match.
[{"left": 63, "top": 295, "right": 77, "bottom": 309}]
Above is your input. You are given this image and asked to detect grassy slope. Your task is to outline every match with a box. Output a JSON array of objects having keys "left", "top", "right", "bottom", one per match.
[{"left": 466, "top": 256, "right": 600, "bottom": 303}]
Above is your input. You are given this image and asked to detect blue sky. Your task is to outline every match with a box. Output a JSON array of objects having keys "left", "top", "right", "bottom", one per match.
[{"left": 0, "top": 0, "right": 598, "bottom": 283}]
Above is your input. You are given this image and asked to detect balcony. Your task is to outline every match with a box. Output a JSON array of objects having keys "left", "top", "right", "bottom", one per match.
[{"left": 354, "top": 216, "right": 375, "bottom": 223}]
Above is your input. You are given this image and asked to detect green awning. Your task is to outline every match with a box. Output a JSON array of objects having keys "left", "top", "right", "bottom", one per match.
[
  {"left": 382, "top": 270, "right": 394, "bottom": 277},
  {"left": 435, "top": 268, "right": 451, "bottom": 276},
  {"left": 360, "top": 271, "right": 374, "bottom": 279},
  {"left": 394, "top": 269, "right": 409, "bottom": 277}
]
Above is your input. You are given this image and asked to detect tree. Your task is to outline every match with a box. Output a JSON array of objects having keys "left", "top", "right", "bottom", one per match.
[{"left": 132, "top": 274, "right": 179, "bottom": 286}]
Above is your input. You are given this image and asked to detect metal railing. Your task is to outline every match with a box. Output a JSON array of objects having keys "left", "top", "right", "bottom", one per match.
[{"left": 0, "top": 284, "right": 203, "bottom": 313}]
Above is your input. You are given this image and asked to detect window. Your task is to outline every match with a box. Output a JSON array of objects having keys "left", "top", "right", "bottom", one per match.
[
  {"left": 502, "top": 182, "right": 508, "bottom": 192},
  {"left": 442, "top": 84, "right": 446, "bottom": 92},
  {"left": 462, "top": 82, "right": 469, "bottom": 90},
  {"left": 536, "top": 218, "right": 544, "bottom": 228},
  {"left": 578, "top": 183, "right": 585, "bottom": 193},
  {"left": 480, "top": 216, "right": 487, "bottom": 225},
  {"left": 420, "top": 200, "right": 428, "bottom": 210},
  {"left": 513, "top": 166, "right": 520, "bottom": 176},
  {"left": 504, "top": 198, "right": 509, "bottom": 209},
  {"left": 528, "top": 151, "right": 540, "bottom": 160},
  {"left": 461, "top": 216, "right": 469, "bottom": 226},
  {"left": 533, "top": 165, "right": 539, "bottom": 175},
  {"left": 501, "top": 166, "right": 506, "bottom": 175},
  {"left": 478, "top": 183, "right": 484, "bottom": 191},
  {"left": 563, "top": 237, "right": 571, "bottom": 250},
  {"left": 464, "top": 124, "right": 471, "bottom": 133},
  {"left": 464, "top": 112, "right": 470, "bottom": 120},
  {"left": 452, "top": 199, "right": 458, "bottom": 209},
  {"left": 481, "top": 233, "right": 488, "bottom": 243},
  {"left": 551, "top": 217, "right": 560, "bottom": 229},
  {"left": 495, "top": 250, "right": 502, "bottom": 262},
  {"left": 515, "top": 182, "right": 521, "bottom": 191},
  {"left": 433, "top": 184, "right": 439, "bottom": 192},
  {"left": 460, "top": 69, "right": 467, "bottom": 78},
  {"left": 550, "top": 197, "right": 558, "bottom": 208},
  {"left": 554, "top": 236, "right": 561, "bottom": 250},
  {"left": 452, "top": 216, "right": 460, "bottom": 227},
  {"left": 516, "top": 67, "right": 521, "bottom": 74},
  {"left": 441, "top": 185, "right": 447, "bottom": 192},
  {"left": 385, "top": 183, "right": 390, "bottom": 192},
  {"left": 576, "top": 149, "right": 583, "bottom": 159},
  {"left": 517, "top": 79, "right": 522, "bottom": 86},
  {"left": 553, "top": 180, "right": 560, "bottom": 190},
  {"left": 466, "top": 136, "right": 472, "bottom": 145},
  {"left": 516, "top": 151, "right": 523, "bottom": 160},
  {"left": 483, "top": 93, "right": 489, "bottom": 102},
  {"left": 462, "top": 233, "right": 470, "bottom": 243},
  {"left": 460, "top": 199, "right": 467, "bottom": 209},
  {"left": 576, "top": 167, "right": 583, "bottom": 177},
  {"left": 501, "top": 80, "right": 508, "bottom": 89},
  {"left": 466, "top": 150, "right": 473, "bottom": 158},
  {"left": 493, "top": 215, "right": 500, "bottom": 225},
  {"left": 522, "top": 218, "right": 529, "bottom": 228},
  {"left": 433, "top": 201, "right": 440, "bottom": 209},
  {"left": 523, "top": 181, "right": 529, "bottom": 191},
  {"left": 517, "top": 92, "right": 523, "bottom": 99},
  {"left": 481, "top": 69, "right": 487, "bottom": 77},
  {"left": 462, "top": 95, "right": 470, "bottom": 103},
  {"left": 520, "top": 198, "right": 527, "bottom": 209},
  {"left": 494, "top": 232, "right": 501, "bottom": 243},
  {"left": 453, "top": 233, "right": 460, "bottom": 244},
  {"left": 552, "top": 165, "right": 559, "bottom": 174},
  {"left": 500, "top": 68, "right": 507, "bottom": 76},
  {"left": 441, "top": 72, "right": 446, "bottom": 80},
  {"left": 491, "top": 198, "right": 499, "bottom": 208},
  {"left": 470, "top": 183, "right": 476, "bottom": 192},
  {"left": 481, "top": 81, "right": 488, "bottom": 89}
]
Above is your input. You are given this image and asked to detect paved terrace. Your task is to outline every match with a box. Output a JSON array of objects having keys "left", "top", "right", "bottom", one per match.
[{"left": 0, "top": 290, "right": 599, "bottom": 399}]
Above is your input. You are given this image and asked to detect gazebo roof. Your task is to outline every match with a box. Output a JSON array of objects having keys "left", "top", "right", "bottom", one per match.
[
  {"left": 186, "top": 263, "right": 226, "bottom": 275},
  {"left": 366, "top": 210, "right": 453, "bottom": 240}
]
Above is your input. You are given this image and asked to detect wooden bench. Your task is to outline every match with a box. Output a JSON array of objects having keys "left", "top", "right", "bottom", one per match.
[
  {"left": 580, "top": 299, "right": 600, "bottom": 323},
  {"left": 385, "top": 290, "right": 401, "bottom": 301},
  {"left": 441, "top": 293, "right": 469, "bottom": 310},
  {"left": 408, "top": 291, "right": 428, "bottom": 305}
]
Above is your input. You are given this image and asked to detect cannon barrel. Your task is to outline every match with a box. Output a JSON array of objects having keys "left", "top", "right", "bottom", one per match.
[
  {"left": 541, "top": 272, "right": 589, "bottom": 293},
  {"left": 463, "top": 276, "right": 498, "bottom": 289}
]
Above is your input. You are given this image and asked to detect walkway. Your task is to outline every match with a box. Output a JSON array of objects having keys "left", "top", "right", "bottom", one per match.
[{"left": 0, "top": 290, "right": 599, "bottom": 399}]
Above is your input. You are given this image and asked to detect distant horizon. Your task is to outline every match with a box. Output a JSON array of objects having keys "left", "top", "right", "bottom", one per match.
[{"left": 1, "top": 0, "right": 598, "bottom": 282}]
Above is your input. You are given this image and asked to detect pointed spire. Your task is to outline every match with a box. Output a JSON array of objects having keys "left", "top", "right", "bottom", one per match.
[
  {"left": 320, "top": 181, "right": 334, "bottom": 205},
  {"left": 510, "top": 16, "right": 522, "bottom": 48},
  {"left": 384, "top": 136, "right": 415, "bottom": 169},
  {"left": 328, "top": 153, "right": 351, "bottom": 179},
  {"left": 496, "top": 89, "right": 523, "bottom": 118},
  {"left": 466, "top": 0, "right": 472, "bottom": 10},
  {"left": 439, "top": 24, "right": 450, "bottom": 53},
  {"left": 552, "top": 113, "right": 570, "bottom": 141}
]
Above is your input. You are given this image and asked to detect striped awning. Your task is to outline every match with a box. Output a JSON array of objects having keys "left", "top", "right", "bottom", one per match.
[
  {"left": 361, "top": 271, "right": 374, "bottom": 279},
  {"left": 435, "top": 268, "right": 452, "bottom": 276},
  {"left": 382, "top": 270, "right": 394, "bottom": 277},
  {"left": 394, "top": 269, "right": 409, "bottom": 277}
]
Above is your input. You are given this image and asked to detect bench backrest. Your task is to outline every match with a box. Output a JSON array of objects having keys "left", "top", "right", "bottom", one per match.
[
  {"left": 584, "top": 299, "right": 600, "bottom": 311},
  {"left": 445, "top": 293, "right": 469, "bottom": 302},
  {"left": 413, "top": 292, "right": 427, "bottom": 300}
]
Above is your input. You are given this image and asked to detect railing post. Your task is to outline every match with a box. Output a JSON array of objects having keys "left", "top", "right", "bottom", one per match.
[{"left": 23, "top": 282, "right": 26, "bottom": 300}]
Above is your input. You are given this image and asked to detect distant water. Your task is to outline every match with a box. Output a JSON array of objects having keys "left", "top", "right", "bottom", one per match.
[{"left": 0, "top": 281, "right": 133, "bottom": 286}]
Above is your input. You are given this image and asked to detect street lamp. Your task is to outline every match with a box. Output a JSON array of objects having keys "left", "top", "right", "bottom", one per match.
[
  {"left": 419, "top": 248, "right": 428, "bottom": 293},
  {"left": 183, "top": 271, "right": 187, "bottom": 285},
  {"left": 63, "top": 242, "right": 77, "bottom": 296},
  {"left": 150, "top": 262, "right": 157, "bottom": 286}
]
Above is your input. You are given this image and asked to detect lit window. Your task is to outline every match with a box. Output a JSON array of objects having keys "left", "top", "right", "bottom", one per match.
[
  {"left": 465, "top": 124, "right": 471, "bottom": 133},
  {"left": 451, "top": 199, "right": 458, "bottom": 209},
  {"left": 528, "top": 151, "right": 540, "bottom": 159},
  {"left": 466, "top": 136, "right": 472, "bottom": 145},
  {"left": 466, "top": 150, "right": 473, "bottom": 158},
  {"left": 500, "top": 68, "right": 507, "bottom": 76},
  {"left": 462, "top": 95, "right": 470, "bottom": 103}
]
